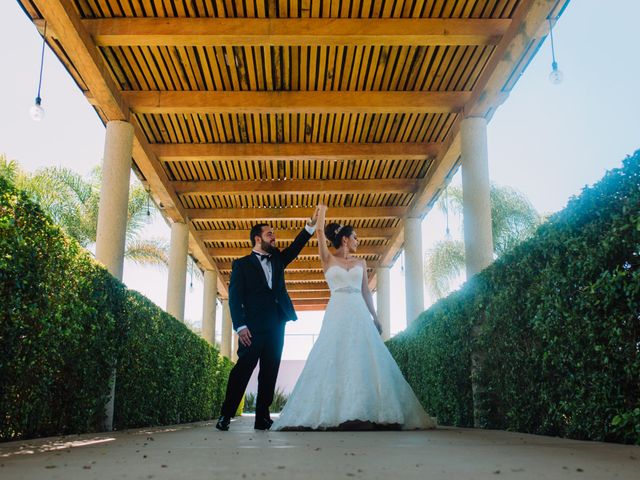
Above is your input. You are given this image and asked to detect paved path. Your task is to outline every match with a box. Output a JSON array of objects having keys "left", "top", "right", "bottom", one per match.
[{"left": 1, "top": 415, "right": 638, "bottom": 479}]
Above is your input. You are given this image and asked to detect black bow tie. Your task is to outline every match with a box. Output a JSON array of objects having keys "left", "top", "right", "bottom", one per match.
[{"left": 255, "top": 252, "right": 272, "bottom": 262}]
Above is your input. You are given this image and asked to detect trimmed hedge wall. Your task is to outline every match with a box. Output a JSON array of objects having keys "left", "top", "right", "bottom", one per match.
[
  {"left": 388, "top": 151, "right": 640, "bottom": 444},
  {"left": 115, "top": 291, "right": 231, "bottom": 428},
  {"left": 0, "top": 175, "right": 231, "bottom": 441}
]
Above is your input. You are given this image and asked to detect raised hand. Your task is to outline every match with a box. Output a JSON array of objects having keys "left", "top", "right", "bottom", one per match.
[
  {"left": 316, "top": 203, "right": 330, "bottom": 265},
  {"left": 308, "top": 205, "right": 320, "bottom": 227},
  {"left": 317, "top": 203, "right": 328, "bottom": 230}
]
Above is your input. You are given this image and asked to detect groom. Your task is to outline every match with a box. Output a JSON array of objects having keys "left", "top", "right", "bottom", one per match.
[{"left": 216, "top": 208, "right": 318, "bottom": 431}]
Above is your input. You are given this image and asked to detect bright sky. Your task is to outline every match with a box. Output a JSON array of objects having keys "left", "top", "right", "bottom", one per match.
[{"left": 1, "top": 1, "right": 638, "bottom": 359}]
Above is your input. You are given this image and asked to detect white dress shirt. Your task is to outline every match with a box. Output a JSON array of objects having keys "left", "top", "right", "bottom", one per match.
[{"left": 254, "top": 250, "right": 273, "bottom": 289}]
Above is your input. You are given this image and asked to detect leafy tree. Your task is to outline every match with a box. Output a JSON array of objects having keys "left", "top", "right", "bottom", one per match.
[
  {"left": 0, "top": 155, "right": 167, "bottom": 267},
  {"left": 424, "top": 184, "right": 541, "bottom": 299}
]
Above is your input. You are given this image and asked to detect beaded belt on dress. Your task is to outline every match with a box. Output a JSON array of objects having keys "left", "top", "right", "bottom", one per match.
[{"left": 332, "top": 286, "right": 361, "bottom": 294}]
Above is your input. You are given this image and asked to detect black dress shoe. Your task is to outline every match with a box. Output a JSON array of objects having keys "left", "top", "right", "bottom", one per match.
[
  {"left": 215, "top": 415, "right": 231, "bottom": 431},
  {"left": 254, "top": 416, "right": 273, "bottom": 430}
]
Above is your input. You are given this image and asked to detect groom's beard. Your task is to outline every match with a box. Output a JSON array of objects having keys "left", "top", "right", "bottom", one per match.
[{"left": 260, "top": 238, "right": 277, "bottom": 254}]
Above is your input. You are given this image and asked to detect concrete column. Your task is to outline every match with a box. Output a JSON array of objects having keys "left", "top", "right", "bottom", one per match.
[
  {"left": 95, "top": 120, "right": 134, "bottom": 281},
  {"left": 166, "top": 222, "right": 189, "bottom": 321},
  {"left": 95, "top": 120, "right": 133, "bottom": 434},
  {"left": 404, "top": 217, "right": 425, "bottom": 324},
  {"left": 462, "top": 117, "right": 495, "bottom": 428},
  {"left": 461, "top": 117, "right": 494, "bottom": 277},
  {"left": 221, "top": 299, "right": 232, "bottom": 358},
  {"left": 201, "top": 270, "right": 217, "bottom": 345},
  {"left": 376, "top": 266, "right": 391, "bottom": 341}
]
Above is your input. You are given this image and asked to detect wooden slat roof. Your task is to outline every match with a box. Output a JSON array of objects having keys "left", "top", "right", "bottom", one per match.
[{"left": 18, "top": 0, "right": 569, "bottom": 310}]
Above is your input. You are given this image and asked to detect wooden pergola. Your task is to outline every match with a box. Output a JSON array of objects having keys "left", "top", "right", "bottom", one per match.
[{"left": 18, "top": 0, "right": 568, "bottom": 311}]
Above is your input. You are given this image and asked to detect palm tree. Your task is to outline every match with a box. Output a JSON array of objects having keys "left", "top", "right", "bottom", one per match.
[
  {"left": 1, "top": 157, "right": 168, "bottom": 268},
  {"left": 24, "top": 166, "right": 98, "bottom": 247},
  {"left": 424, "top": 184, "right": 541, "bottom": 300},
  {"left": 0, "top": 154, "right": 20, "bottom": 182}
]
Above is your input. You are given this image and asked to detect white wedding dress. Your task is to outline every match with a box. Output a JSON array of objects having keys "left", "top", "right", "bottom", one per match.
[{"left": 272, "top": 264, "right": 436, "bottom": 430}]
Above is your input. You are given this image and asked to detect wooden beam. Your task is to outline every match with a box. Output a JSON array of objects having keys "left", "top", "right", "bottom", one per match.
[
  {"left": 29, "top": 0, "right": 227, "bottom": 296},
  {"left": 201, "top": 228, "right": 394, "bottom": 243},
  {"left": 286, "top": 283, "right": 328, "bottom": 292},
  {"left": 284, "top": 272, "right": 330, "bottom": 282},
  {"left": 188, "top": 206, "right": 405, "bottom": 221},
  {"left": 286, "top": 273, "right": 344, "bottom": 282},
  {"left": 215, "top": 259, "right": 377, "bottom": 271},
  {"left": 123, "top": 91, "right": 470, "bottom": 115},
  {"left": 294, "top": 301, "right": 328, "bottom": 309},
  {"left": 156, "top": 142, "right": 439, "bottom": 162},
  {"left": 32, "top": 2, "right": 127, "bottom": 121},
  {"left": 468, "top": 0, "right": 557, "bottom": 117},
  {"left": 212, "top": 245, "right": 383, "bottom": 258},
  {"left": 85, "top": 18, "right": 510, "bottom": 47},
  {"left": 375, "top": 120, "right": 463, "bottom": 268},
  {"left": 375, "top": 0, "right": 561, "bottom": 269},
  {"left": 295, "top": 304, "right": 328, "bottom": 311},
  {"left": 221, "top": 272, "right": 328, "bottom": 283},
  {"left": 221, "top": 270, "right": 370, "bottom": 283},
  {"left": 290, "top": 291, "right": 331, "bottom": 300},
  {"left": 175, "top": 179, "right": 419, "bottom": 195}
]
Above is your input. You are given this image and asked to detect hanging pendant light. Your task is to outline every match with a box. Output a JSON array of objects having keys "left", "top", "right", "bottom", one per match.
[
  {"left": 444, "top": 186, "right": 451, "bottom": 240},
  {"left": 30, "top": 22, "right": 47, "bottom": 121},
  {"left": 189, "top": 258, "right": 194, "bottom": 293},
  {"left": 146, "top": 186, "right": 153, "bottom": 223},
  {"left": 548, "top": 17, "right": 564, "bottom": 85}
]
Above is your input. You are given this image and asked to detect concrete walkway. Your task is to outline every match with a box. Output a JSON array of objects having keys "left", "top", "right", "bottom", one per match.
[{"left": 1, "top": 415, "right": 637, "bottom": 479}]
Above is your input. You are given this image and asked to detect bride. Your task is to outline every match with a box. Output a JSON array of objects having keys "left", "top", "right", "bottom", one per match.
[{"left": 272, "top": 204, "right": 436, "bottom": 430}]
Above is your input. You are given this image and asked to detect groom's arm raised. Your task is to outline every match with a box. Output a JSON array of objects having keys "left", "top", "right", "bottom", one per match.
[{"left": 280, "top": 207, "right": 319, "bottom": 267}]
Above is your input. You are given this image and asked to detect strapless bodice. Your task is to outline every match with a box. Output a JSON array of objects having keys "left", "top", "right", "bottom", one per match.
[{"left": 324, "top": 265, "right": 363, "bottom": 294}]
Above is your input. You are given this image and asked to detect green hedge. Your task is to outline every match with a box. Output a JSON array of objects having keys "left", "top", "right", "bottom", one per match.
[
  {"left": 388, "top": 291, "right": 475, "bottom": 427},
  {"left": 0, "top": 175, "right": 230, "bottom": 441},
  {"left": 115, "top": 291, "right": 232, "bottom": 428},
  {"left": 388, "top": 151, "right": 640, "bottom": 444}
]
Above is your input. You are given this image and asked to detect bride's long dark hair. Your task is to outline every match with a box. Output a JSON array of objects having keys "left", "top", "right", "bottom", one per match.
[{"left": 325, "top": 222, "right": 354, "bottom": 249}]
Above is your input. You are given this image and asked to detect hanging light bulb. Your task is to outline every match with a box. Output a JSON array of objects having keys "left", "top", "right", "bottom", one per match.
[
  {"left": 549, "top": 62, "right": 563, "bottom": 85},
  {"left": 30, "top": 97, "right": 45, "bottom": 122},
  {"left": 146, "top": 186, "right": 153, "bottom": 223},
  {"left": 444, "top": 186, "right": 452, "bottom": 240},
  {"left": 548, "top": 17, "right": 563, "bottom": 85},
  {"left": 189, "top": 258, "right": 194, "bottom": 293},
  {"left": 30, "top": 22, "right": 47, "bottom": 121}
]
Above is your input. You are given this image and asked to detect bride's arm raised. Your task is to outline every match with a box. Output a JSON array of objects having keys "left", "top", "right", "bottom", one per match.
[
  {"left": 316, "top": 204, "right": 331, "bottom": 269},
  {"left": 361, "top": 259, "right": 383, "bottom": 335}
]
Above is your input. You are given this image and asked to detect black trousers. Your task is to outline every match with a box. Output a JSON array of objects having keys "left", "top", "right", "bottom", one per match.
[{"left": 220, "top": 322, "right": 286, "bottom": 418}]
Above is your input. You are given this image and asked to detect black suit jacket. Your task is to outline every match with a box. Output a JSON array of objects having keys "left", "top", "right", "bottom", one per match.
[{"left": 228, "top": 228, "right": 312, "bottom": 334}]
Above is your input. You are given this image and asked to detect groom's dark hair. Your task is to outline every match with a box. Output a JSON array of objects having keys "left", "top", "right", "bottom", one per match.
[{"left": 250, "top": 223, "right": 270, "bottom": 247}]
